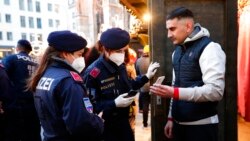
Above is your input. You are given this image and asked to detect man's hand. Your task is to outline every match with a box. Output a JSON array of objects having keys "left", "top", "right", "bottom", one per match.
[
  {"left": 146, "top": 62, "right": 160, "bottom": 79},
  {"left": 164, "top": 120, "right": 173, "bottom": 138},
  {"left": 114, "top": 93, "right": 135, "bottom": 107},
  {"left": 150, "top": 84, "right": 174, "bottom": 98}
]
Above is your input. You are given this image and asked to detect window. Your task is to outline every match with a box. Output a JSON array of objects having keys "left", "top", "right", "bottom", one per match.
[
  {"left": 28, "top": 0, "right": 33, "bottom": 11},
  {"left": 19, "top": 0, "right": 25, "bottom": 10},
  {"left": 28, "top": 17, "right": 34, "bottom": 28},
  {"left": 20, "top": 16, "right": 26, "bottom": 27},
  {"left": 48, "top": 3, "right": 52, "bottom": 11},
  {"left": 68, "top": 0, "right": 75, "bottom": 5},
  {"left": 4, "top": 0, "right": 10, "bottom": 5},
  {"left": 5, "top": 14, "right": 11, "bottom": 23},
  {"left": 37, "top": 34, "right": 42, "bottom": 41},
  {"left": 48, "top": 19, "right": 53, "bottom": 27},
  {"left": 0, "top": 32, "right": 2, "bottom": 40},
  {"left": 30, "top": 33, "right": 35, "bottom": 42},
  {"left": 55, "top": 20, "right": 60, "bottom": 28},
  {"left": 35, "top": 1, "right": 41, "bottom": 12},
  {"left": 21, "top": 33, "right": 27, "bottom": 39},
  {"left": 54, "top": 4, "right": 59, "bottom": 13},
  {"left": 36, "top": 18, "right": 42, "bottom": 28},
  {"left": 7, "top": 32, "right": 13, "bottom": 41}
]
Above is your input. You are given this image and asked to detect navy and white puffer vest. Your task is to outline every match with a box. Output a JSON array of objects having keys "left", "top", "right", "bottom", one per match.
[{"left": 172, "top": 36, "right": 218, "bottom": 122}]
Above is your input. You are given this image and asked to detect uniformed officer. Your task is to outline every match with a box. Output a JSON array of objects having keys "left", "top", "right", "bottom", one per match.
[
  {"left": 84, "top": 28, "right": 160, "bottom": 141},
  {"left": 27, "top": 30, "right": 104, "bottom": 141},
  {"left": 2, "top": 39, "right": 41, "bottom": 141},
  {"left": 0, "top": 63, "right": 14, "bottom": 140}
]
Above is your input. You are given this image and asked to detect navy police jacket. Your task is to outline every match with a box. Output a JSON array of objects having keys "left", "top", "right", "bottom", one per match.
[
  {"left": 0, "top": 64, "right": 14, "bottom": 108},
  {"left": 2, "top": 51, "right": 37, "bottom": 108},
  {"left": 34, "top": 57, "right": 103, "bottom": 141},
  {"left": 83, "top": 55, "right": 149, "bottom": 121}
]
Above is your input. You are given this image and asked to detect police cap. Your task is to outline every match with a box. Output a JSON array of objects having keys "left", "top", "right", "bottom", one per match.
[
  {"left": 100, "top": 28, "right": 130, "bottom": 50},
  {"left": 47, "top": 30, "right": 87, "bottom": 52}
]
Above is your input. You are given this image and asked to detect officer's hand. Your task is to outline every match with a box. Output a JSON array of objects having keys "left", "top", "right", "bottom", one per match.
[
  {"left": 146, "top": 62, "right": 160, "bottom": 79},
  {"left": 114, "top": 93, "right": 135, "bottom": 108},
  {"left": 164, "top": 120, "right": 173, "bottom": 138}
]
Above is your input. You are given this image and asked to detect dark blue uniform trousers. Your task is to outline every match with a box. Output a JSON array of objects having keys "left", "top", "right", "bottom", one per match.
[{"left": 104, "top": 118, "right": 134, "bottom": 141}]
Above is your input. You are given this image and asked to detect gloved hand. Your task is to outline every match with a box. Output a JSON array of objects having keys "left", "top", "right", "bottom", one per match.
[
  {"left": 114, "top": 93, "right": 135, "bottom": 108},
  {"left": 146, "top": 62, "right": 160, "bottom": 79}
]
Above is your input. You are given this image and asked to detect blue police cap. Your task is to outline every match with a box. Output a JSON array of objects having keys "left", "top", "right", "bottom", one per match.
[
  {"left": 47, "top": 30, "right": 87, "bottom": 52},
  {"left": 17, "top": 39, "right": 32, "bottom": 51},
  {"left": 100, "top": 28, "right": 130, "bottom": 50}
]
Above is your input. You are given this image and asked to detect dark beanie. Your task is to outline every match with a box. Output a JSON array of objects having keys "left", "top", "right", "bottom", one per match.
[
  {"left": 100, "top": 28, "right": 130, "bottom": 50},
  {"left": 17, "top": 39, "right": 32, "bottom": 51},
  {"left": 47, "top": 30, "right": 87, "bottom": 52}
]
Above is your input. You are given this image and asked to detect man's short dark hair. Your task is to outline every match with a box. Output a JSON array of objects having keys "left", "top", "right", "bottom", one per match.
[
  {"left": 17, "top": 39, "right": 32, "bottom": 52},
  {"left": 167, "top": 7, "right": 194, "bottom": 20}
]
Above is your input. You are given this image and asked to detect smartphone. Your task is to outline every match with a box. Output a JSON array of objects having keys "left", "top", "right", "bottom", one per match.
[
  {"left": 149, "top": 76, "right": 165, "bottom": 95},
  {"left": 154, "top": 76, "right": 165, "bottom": 84},
  {"left": 125, "top": 90, "right": 138, "bottom": 98}
]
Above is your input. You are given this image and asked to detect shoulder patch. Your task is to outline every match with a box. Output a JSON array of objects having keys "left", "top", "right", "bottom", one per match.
[
  {"left": 70, "top": 71, "right": 83, "bottom": 82},
  {"left": 90, "top": 67, "right": 100, "bottom": 78}
]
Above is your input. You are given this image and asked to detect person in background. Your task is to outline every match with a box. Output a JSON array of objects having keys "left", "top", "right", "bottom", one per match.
[
  {"left": 84, "top": 28, "right": 160, "bottom": 141},
  {"left": 125, "top": 47, "right": 137, "bottom": 79},
  {"left": 124, "top": 47, "right": 138, "bottom": 134},
  {"left": 135, "top": 45, "right": 151, "bottom": 129},
  {"left": 2, "top": 39, "right": 41, "bottom": 141},
  {"left": 82, "top": 41, "right": 104, "bottom": 69},
  {"left": 150, "top": 7, "right": 226, "bottom": 141},
  {"left": 27, "top": 30, "right": 104, "bottom": 141},
  {"left": 0, "top": 63, "right": 14, "bottom": 140}
]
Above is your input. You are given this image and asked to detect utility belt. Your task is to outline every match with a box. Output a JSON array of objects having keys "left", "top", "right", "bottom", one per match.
[{"left": 175, "top": 115, "right": 219, "bottom": 125}]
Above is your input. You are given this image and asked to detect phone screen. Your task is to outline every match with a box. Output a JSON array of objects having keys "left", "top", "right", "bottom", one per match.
[{"left": 125, "top": 90, "right": 138, "bottom": 98}]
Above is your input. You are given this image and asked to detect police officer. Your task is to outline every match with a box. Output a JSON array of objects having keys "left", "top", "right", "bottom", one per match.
[
  {"left": 27, "top": 30, "right": 104, "bottom": 141},
  {"left": 2, "top": 39, "right": 41, "bottom": 141},
  {"left": 0, "top": 63, "right": 14, "bottom": 140},
  {"left": 84, "top": 28, "right": 160, "bottom": 141}
]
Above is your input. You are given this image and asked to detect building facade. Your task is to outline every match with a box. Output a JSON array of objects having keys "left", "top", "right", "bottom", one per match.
[
  {"left": 67, "top": 0, "right": 131, "bottom": 47},
  {"left": 0, "top": 0, "right": 68, "bottom": 57}
]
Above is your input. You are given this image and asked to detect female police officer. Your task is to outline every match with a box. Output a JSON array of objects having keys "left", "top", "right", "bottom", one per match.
[
  {"left": 27, "top": 30, "right": 103, "bottom": 141},
  {"left": 83, "top": 28, "right": 159, "bottom": 141}
]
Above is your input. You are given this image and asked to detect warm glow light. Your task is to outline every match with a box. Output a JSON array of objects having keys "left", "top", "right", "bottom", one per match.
[{"left": 143, "top": 13, "right": 151, "bottom": 22}]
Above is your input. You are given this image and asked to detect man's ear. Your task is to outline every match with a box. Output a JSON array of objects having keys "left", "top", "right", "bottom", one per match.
[{"left": 186, "top": 19, "right": 194, "bottom": 33}]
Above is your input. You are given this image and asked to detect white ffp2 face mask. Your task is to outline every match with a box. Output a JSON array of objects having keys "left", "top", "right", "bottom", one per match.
[
  {"left": 109, "top": 52, "right": 125, "bottom": 66},
  {"left": 71, "top": 56, "right": 85, "bottom": 73}
]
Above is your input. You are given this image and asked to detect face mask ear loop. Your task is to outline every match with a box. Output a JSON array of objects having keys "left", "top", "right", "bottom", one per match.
[{"left": 70, "top": 54, "right": 76, "bottom": 60}]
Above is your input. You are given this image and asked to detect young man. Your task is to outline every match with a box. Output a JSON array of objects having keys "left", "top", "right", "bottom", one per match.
[
  {"left": 84, "top": 28, "right": 159, "bottom": 141},
  {"left": 150, "top": 7, "right": 226, "bottom": 141}
]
